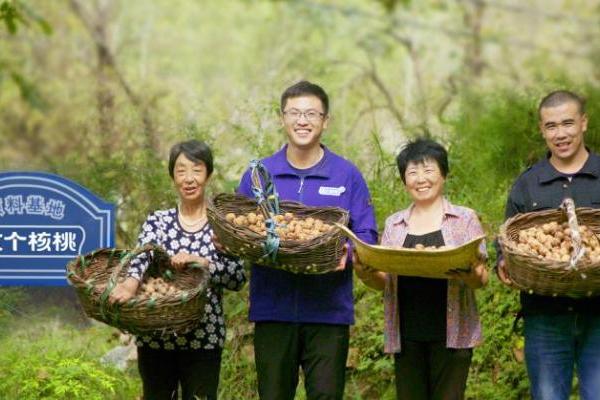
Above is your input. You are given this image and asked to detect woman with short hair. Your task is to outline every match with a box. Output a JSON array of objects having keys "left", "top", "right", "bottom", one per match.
[
  {"left": 354, "top": 138, "right": 488, "bottom": 400},
  {"left": 110, "top": 139, "right": 246, "bottom": 400}
]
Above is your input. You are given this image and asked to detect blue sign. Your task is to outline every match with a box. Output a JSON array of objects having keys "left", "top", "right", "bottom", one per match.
[{"left": 0, "top": 172, "right": 115, "bottom": 286}]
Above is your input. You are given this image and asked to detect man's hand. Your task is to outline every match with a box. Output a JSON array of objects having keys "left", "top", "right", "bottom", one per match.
[
  {"left": 109, "top": 277, "right": 140, "bottom": 305},
  {"left": 496, "top": 258, "right": 512, "bottom": 286},
  {"left": 171, "top": 252, "right": 210, "bottom": 271}
]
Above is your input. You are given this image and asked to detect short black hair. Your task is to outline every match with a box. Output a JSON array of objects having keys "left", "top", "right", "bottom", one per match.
[
  {"left": 396, "top": 138, "right": 449, "bottom": 184},
  {"left": 168, "top": 140, "right": 214, "bottom": 179},
  {"left": 280, "top": 80, "right": 329, "bottom": 115},
  {"left": 538, "top": 90, "right": 586, "bottom": 118}
]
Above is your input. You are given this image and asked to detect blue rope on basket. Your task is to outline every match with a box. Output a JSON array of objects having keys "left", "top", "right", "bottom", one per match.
[{"left": 249, "top": 160, "right": 281, "bottom": 263}]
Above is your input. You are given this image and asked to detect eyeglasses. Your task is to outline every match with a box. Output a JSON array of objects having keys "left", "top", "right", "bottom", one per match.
[{"left": 282, "top": 109, "right": 326, "bottom": 122}]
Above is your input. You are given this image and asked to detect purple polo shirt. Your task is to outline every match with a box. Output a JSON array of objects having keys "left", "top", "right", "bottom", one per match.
[{"left": 237, "top": 145, "right": 378, "bottom": 325}]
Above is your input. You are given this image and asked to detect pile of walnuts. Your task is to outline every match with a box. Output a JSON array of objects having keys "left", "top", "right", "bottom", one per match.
[
  {"left": 225, "top": 211, "right": 334, "bottom": 241},
  {"left": 137, "top": 277, "right": 180, "bottom": 299},
  {"left": 515, "top": 222, "right": 600, "bottom": 262},
  {"left": 414, "top": 244, "right": 448, "bottom": 250}
]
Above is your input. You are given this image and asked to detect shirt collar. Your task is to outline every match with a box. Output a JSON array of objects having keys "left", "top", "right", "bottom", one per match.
[
  {"left": 538, "top": 149, "right": 600, "bottom": 183},
  {"left": 269, "top": 144, "right": 332, "bottom": 178},
  {"left": 391, "top": 197, "right": 460, "bottom": 226}
]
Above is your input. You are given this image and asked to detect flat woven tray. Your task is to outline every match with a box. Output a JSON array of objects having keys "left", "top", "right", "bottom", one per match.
[{"left": 337, "top": 224, "right": 485, "bottom": 279}]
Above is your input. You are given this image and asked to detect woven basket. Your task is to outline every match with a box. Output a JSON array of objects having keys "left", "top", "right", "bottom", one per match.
[
  {"left": 498, "top": 207, "right": 600, "bottom": 298},
  {"left": 207, "top": 193, "right": 350, "bottom": 274},
  {"left": 66, "top": 244, "right": 210, "bottom": 334}
]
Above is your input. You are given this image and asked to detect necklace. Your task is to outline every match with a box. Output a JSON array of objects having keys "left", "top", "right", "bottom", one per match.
[{"left": 178, "top": 208, "right": 206, "bottom": 229}]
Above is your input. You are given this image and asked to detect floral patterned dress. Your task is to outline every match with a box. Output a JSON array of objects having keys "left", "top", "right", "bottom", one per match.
[{"left": 127, "top": 208, "right": 246, "bottom": 351}]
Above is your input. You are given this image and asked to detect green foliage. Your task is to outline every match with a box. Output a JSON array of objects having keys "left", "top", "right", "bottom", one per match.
[
  {"left": 0, "top": 0, "right": 51, "bottom": 34},
  {"left": 3, "top": 356, "right": 118, "bottom": 399},
  {"left": 0, "top": 288, "right": 27, "bottom": 333},
  {"left": 445, "top": 89, "right": 542, "bottom": 399},
  {"left": 1, "top": 0, "right": 599, "bottom": 398},
  {"left": 0, "top": 0, "right": 52, "bottom": 116},
  {"left": 0, "top": 317, "right": 139, "bottom": 399},
  {"left": 445, "top": 89, "right": 543, "bottom": 228},
  {"left": 218, "top": 285, "right": 260, "bottom": 398},
  {"left": 0, "top": 0, "right": 23, "bottom": 33},
  {"left": 373, "top": 0, "right": 412, "bottom": 13},
  {"left": 348, "top": 283, "right": 394, "bottom": 398},
  {"left": 9, "top": 71, "right": 49, "bottom": 110}
]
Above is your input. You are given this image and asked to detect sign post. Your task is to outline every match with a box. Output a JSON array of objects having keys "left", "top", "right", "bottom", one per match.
[{"left": 0, "top": 172, "right": 115, "bottom": 286}]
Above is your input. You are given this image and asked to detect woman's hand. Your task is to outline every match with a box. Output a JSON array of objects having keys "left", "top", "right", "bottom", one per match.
[
  {"left": 332, "top": 243, "right": 349, "bottom": 271},
  {"left": 171, "top": 251, "right": 210, "bottom": 271},
  {"left": 212, "top": 234, "right": 226, "bottom": 254},
  {"left": 353, "top": 249, "right": 385, "bottom": 291},
  {"left": 447, "top": 260, "right": 488, "bottom": 289},
  {"left": 108, "top": 277, "right": 140, "bottom": 305}
]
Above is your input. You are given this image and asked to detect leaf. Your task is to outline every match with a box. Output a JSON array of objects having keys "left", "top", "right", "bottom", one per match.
[
  {"left": 375, "top": 0, "right": 411, "bottom": 13},
  {"left": 1, "top": 1, "right": 22, "bottom": 34},
  {"left": 19, "top": 0, "right": 52, "bottom": 35},
  {"left": 10, "top": 71, "right": 48, "bottom": 111},
  {"left": 0, "top": 0, "right": 52, "bottom": 35}
]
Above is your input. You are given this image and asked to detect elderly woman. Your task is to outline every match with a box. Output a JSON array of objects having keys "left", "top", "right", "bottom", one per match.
[
  {"left": 354, "top": 138, "right": 488, "bottom": 400},
  {"left": 109, "top": 140, "right": 246, "bottom": 400}
]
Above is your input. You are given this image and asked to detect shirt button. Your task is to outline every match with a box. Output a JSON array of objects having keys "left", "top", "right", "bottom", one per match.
[
  {"left": 563, "top": 184, "right": 568, "bottom": 188},
  {"left": 532, "top": 202, "right": 537, "bottom": 207},
  {"left": 568, "top": 307, "right": 574, "bottom": 312}
]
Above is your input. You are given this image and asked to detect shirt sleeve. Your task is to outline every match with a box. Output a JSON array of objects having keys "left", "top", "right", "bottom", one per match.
[
  {"left": 208, "top": 249, "right": 247, "bottom": 291},
  {"left": 465, "top": 210, "right": 488, "bottom": 260},
  {"left": 127, "top": 213, "right": 163, "bottom": 280},
  {"left": 237, "top": 169, "right": 253, "bottom": 198},
  {"left": 496, "top": 179, "right": 525, "bottom": 267},
  {"left": 380, "top": 218, "right": 394, "bottom": 247},
  {"left": 505, "top": 180, "right": 526, "bottom": 220},
  {"left": 348, "top": 167, "right": 378, "bottom": 245}
]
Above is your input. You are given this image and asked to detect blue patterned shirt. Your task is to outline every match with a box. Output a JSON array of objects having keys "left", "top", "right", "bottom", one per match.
[{"left": 127, "top": 208, "right": 246, "bottom": 350}]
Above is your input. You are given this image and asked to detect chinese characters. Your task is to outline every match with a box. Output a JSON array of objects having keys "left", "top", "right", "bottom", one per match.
[
  {"left": 0, "top": 228, "right": 80, "bottom": 254},
  {"left": 0, "top": 195, "right": 65, "bottom": 220}
]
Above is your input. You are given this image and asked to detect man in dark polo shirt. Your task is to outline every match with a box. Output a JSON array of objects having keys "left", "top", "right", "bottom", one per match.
[{"left": 497, "top": 90, "right": 600, "bottom": 400}]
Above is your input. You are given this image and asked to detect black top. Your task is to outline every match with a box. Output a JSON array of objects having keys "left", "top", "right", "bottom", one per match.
[
  {"left": 503, "top": 151, "right": 600, "bottom": 315},
  {"left": 398, "top": 230, "right": 447, "bottom": 341}
]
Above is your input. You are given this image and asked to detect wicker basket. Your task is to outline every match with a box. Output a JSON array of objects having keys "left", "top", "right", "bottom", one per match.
[
  {"left": 207, "top": 193, "right": 350, "bottom": 274},
  {"left": 66, "top": 244, "right": 210, "bottom": 334},
  {"left": 498, "top": 207, "right": 600, "bottom": 298}
]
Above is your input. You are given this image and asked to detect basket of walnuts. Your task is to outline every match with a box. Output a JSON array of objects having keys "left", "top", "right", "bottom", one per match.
[
  {"left": 207, "top": 193, "right": 349, "bottom": 274},
  {"left": 66, "top": 244, "right": 210, "bottom": 334},
  {"left": 498, "top": 199, "right": 600, "bottom": 298}
]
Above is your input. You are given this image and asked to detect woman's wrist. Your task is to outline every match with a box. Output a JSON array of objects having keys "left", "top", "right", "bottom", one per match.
[{"left": 360, "top": 272, "right": 374, "bottom": 282}]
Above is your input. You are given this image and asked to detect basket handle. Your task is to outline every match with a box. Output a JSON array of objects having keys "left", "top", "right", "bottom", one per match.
[
  {"left": 98, "top": 244, "right": 167, "bottom": 310},
  {"left": 249, "top": 160, "right": 281, "bottom": 263},
  {"left": 560, "top": 198, "right": 585, "bottom": 269}
]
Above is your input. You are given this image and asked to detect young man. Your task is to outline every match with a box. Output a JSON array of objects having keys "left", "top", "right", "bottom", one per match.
[
  {"left": 498, "top": 90, "right": 600, "bottom": 400},
  {"left": 237, "top": 81, "right": 378, "bottom": 399}
]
